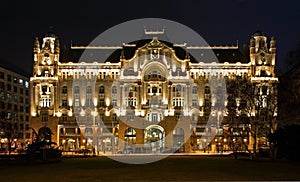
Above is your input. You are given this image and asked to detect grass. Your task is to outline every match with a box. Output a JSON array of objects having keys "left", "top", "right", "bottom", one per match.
[{"left": 0, "top": 155, "right": 299, "bottom": 181}]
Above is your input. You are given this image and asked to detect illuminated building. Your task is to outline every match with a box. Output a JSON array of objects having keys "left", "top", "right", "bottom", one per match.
[
  {"left": 0, "top": 66, "right": 30, "bottom": 151},
  {"left": 30, "top": 30, "right": 278, "bottom": 154}
]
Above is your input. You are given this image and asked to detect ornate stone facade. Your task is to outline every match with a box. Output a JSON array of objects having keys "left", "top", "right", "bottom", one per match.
[{"left": 30, "top": 30, "right": 278, "bottom": 154}]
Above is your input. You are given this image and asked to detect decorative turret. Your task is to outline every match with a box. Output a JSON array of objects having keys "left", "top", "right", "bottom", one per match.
[
  {"left": 54, "top": 38, "right": 60, "bottom": 54},
  {"left": 34, "top": 37, "right": 40, "bottom": 54},
  {"left": 270, "top": 37, "right": 276, "bottom": 54},
  {"left": 249, "top": 29, "right": 277, "bottom": 78}
]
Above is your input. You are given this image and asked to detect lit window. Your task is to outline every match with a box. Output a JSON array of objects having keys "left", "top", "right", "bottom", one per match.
[
  {"left": 13, "top": 77, "right": 17, "bottom": 83},
  {"left": 25, "top": 81, "right": 29, "bottom": 88},
  {"left": 19, "top": 79, "right": 24, "bottom": 86}
]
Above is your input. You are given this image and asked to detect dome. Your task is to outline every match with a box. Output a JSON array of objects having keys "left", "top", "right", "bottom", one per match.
[
  {"left": 45, "top": 31, "right": 57, "bottom": 38},
  {"left": 252, "top": 30, "right": 264, "bottom": 37}
]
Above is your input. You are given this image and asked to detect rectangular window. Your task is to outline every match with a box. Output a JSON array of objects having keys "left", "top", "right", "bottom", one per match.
[
  {"left": 14, "top": 95, "right": 18, "bottom": 102},
  {"left": 0, "top": 82, "right": 4, "bottom": 89},
  {"left": 0, "top": 71, "right": 4, "bottom": 79},
  {"left": 62, "top": 99, "right": 68, "bottom": 107},
  {"left": 75, "top": 99, "right": 80, "bottom": 107},
  {"left": 192, "top": 99, "right": 198, "bottom": 107},
  {"left": 14, "top": 104, "right": 18, "bottom": 112},
  {"left": 62, "top": 114, "right": 67, "bottom": 122},
  {"left": 20, "top": 96, "right": 24, "bottom": 103},
  {"left": 13, "top": 77, "right": 18, "bottom": 83},
  {"left": 25, "top": 81, "right": 29, "bottom": 88},
  {"left": 112, "top": 99, "right": 117, "bottom": 107},
  {"left": 20, "top": 88, "right": 24, "bottom": 95},
  {"left": 42, "top": 113, "right": 48, "bottom": 122},
  {"left": 25, "top": 89, "right": 29, "bottom": 96},
  {"left": 7, "top": 84, "right": 11, "bottom": 91},
  {"left": 19, "top": 79, "right": 24, "bottom": 86},
  {"left": 13, "top": 86, "right": 17, "bottom": 93},
  {"left": 7, "top": 74, "right": 11, "bottom": 82},
  {"left": 99, "top": 99, "right": 105, "bottom": 107}
]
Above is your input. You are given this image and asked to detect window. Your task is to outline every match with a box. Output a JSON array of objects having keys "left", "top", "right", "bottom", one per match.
[
  {"left": 20, "top": 106, "right": 24, "bottom": 112},
  {"left": 0, "top": 71, "right": 4, "bottom": 79},
  {"left": 192, "top": 99, "right": 198, "bottom": 107},
  {"left": 127, "top": 114, "right": 133, "bottom": 121},
  {"left": 61, "top": 114, "right": 67, "bottom": 122},
  {"left": 62, "top": 86, "right": 68, "bottom": 94},
  {"left": 20, "top": 97, "right": 24, "bottom": 103},
  {"left": 62, "top": 99, "right": 68, "bottom": 107},
  {"left": 205, "top": 99, "right": 210, "bottom": 106},
  {"left": 13, "top": 86, "right": 17, "bottom": 93},
  {"left": 99, "top": 99, "right": 105, "bottom": 107},
  {"left": 112, "top": 99, "right": 117, "bottom": 107},
  {"left": 205, "top": 86, "right": 210, "bottom": 94},
  {"left": 262, "top": 86, "right": 268, "bottom": 95},
  {"left": 99, "top": 86, "right": 105, "bottom": 94},
  {"left": 25, "top": 89, "right": 29, "bottom": 96},
  {"left": 13, "top": 77, "right": 18, "bottom": 83},
  {"left": 112, "top": 114, "right": 117, "bottom": 121},
  {"left": 42, "top": 113, "right": 48, "bottom": 122},
  {"left": 14, "top": 95, "right": 18, "bottom": 102},
  {"left": 7, "top": 93, "right": 11, "bottom": 101},
  {"left": 112, "top": 86, "right": 117, "bottom": 94},
  {"left": 74, "top": 99, "right": 80, "bottom": 107},
  {"left": 20, "top": 115, "right": 24, "bottom": 121},
  {"left": 19, "top": 79, "right": 24, "bottom": 86},
  {"left": 7, "top": 74, "right": 11, "bottom": 82},
  {"left": 87, "top": 98, "right": 92, "bottom": 106},
  {"left": 25, "top": 98, "right": 29, "bottom": 105},
  {"left": 192, "top": 86, "right": 198, "bottom": 94},
  {"left": 25, "top": 81, "right": 29, "bottom": 88},
  {"left": 7, "top": 84, "right": 11, "bottom": 91},
  {"left": 0, "top": 82, "right": 4, "bottom": 89},
  {"left": 173, "top": 98, "right": 184, "bottom": 107},
  {"left": 14, "top": 104, "right": 18, "bottom": 111},
  {"left": 20, "top": 88, "right": 24, "bottom": 94},
  {"left": 74, "top": 86, "right": 80, "bottom": 93},
  {"left": 86, "top": 86, "right": 92, "bottom": 93}
]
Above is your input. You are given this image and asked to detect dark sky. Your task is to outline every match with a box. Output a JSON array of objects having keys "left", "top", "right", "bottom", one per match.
[{"left": 1, "top": 0, "right": 300, "bottom": 76}]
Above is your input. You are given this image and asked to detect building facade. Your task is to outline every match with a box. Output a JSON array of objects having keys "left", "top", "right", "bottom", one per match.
[
  {"left": 0, "top": 66, "right": 31, "bottom": 152},
  {"left": 30, "top": 30, "right": 278, "bottom": 154}
]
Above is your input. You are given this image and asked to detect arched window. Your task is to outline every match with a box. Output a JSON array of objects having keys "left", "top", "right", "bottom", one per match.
[
  {"left": 62, "top": 86, "right": 68, "bottom": 94},
  {"left": 99, "top": 86, "right": 105, "bottom": 94},
  {"left": 204, "top": 86, "right": 210, "bottom": 94},
  {"left": 86, "top": 86, "right": 92, "bottom": 93},
  {"left": 112, "top": 86, "right": 117, "bottom": 94}
]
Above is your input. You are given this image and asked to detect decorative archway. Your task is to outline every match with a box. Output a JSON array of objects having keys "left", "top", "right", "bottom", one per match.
[{"left": 144, "top": 125, "right": 165, "bottom": 152}]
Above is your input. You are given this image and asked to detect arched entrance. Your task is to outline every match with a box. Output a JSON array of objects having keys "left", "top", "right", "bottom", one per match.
[{"left": 144, "top": 125, "right": 165, "bottom": 153}]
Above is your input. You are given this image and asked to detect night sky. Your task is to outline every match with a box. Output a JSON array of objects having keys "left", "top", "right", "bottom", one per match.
[{"left": 1, "top": 0, "right": 299, "bottom": 76}]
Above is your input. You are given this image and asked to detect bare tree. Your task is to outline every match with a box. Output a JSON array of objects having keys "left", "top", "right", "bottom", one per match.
[{"left": 225, "top": 77, "right": 278, "bottom": 158}]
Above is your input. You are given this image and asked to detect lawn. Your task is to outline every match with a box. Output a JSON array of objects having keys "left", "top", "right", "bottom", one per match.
[{"left": 0, "top": 155, "right": 299, "bottom": 181}]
